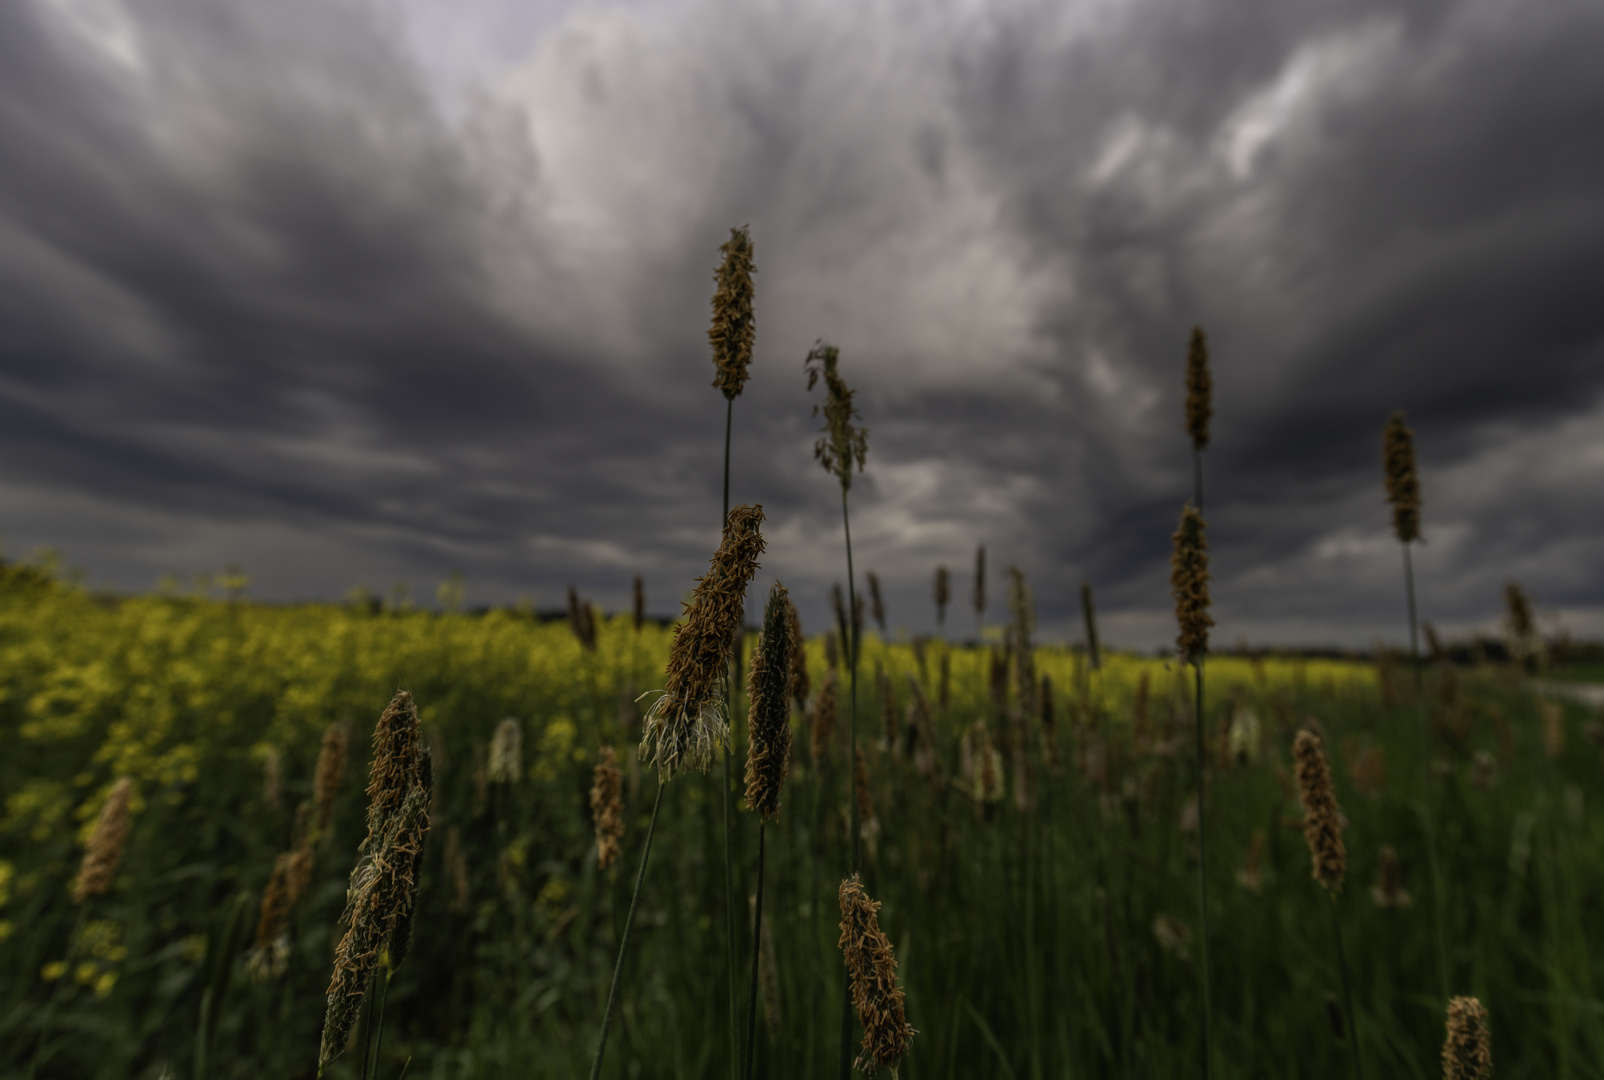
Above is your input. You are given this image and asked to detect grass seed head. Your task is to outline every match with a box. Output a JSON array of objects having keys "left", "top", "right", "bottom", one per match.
[
  {"left": 488, "top": 717, "right": 523, "bottom": 784},
  {"left": 322, "top": 747, "right": 431, "bottom": 1073},
  {"left": 854, "top": 743, "right": 876, "bottom": 828},
  {"left": 74, "top": 777, "right": 134, "bottom": 904},
  {"left": 262, "top": 747, "right": 283, "bottom": 811},
  {"left": 786, "top": 600, "right": 810, "bottom": 709},
  {"left": 386, "top": 748, "right": 432, "bottom": 971},
  {"left": 709, "top": 226, "right": 756, "bottom": 400},
  {"left": 806, "top": 341, "right": 868, "bottom": 489},
  {"left": 633, "top": 575, "right": 646, "bottom": 632},
  {"left": 642, "top": 503, "right": 766, "bottom": 779},
  {"left": 1171, "top": 506, "right": 1213, "bottom": 665},
  {"left": 313, "top": 724, "right": 349, "bottom": 832},
  {"left": 934, "top": 565, "right": 950, "bottom": 626},
  {"left": 1504, "top": 581, "right": 1535, "bottom": 646},
  {"left": 878, "top": 666, "right": 899, "bottom": 750},
  {"left": 1383, "top": 411, "right": 1422, "bottom": 543},
  {"left": 838, "top": 874, "right": 915, "bottom": 1075},
  {"left": 744, "top": 583, "right": 796, "bottom": 820},
  {"left": 972, "top": 545, "right": 986, "bottom": 616},
  {"left": 591, "top": 746, "right": 625, "bottom": 868},
  {"left": 365, "top": 691, "right": 421, "bottom": 846},
  {"left": 1185, "top": 326, "right": 1213, "bottom": 451},
  {"left": 252, "top": 851, "right": 293, "bottom": 953},
  {"left": 1294, "top": 728, "right": 1346, "bottom": 892},
  {"left": 1443, "top": 996, "right": 1491, "bottom": 1080},
  {"left": 868, "top": 571, "right": 886, "bottom": 633},
  {"left": 811, "top": 669, "right": 839, "bottom": 765}
]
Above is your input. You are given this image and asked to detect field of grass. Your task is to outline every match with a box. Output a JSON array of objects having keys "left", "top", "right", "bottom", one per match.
[{"left": 1, "top": 560, "right": 1601, "bottom": 1078}]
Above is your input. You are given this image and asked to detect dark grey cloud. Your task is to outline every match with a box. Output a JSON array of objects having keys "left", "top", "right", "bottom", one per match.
[{"left": 2, "top": 0, "right": 1602, "bottom": 648}]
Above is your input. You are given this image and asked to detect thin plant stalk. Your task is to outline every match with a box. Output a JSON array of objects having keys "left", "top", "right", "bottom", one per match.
[
  {"left": 721, "top": 395, "right": 739, "bottom": 1080},
  {"left": 1328, "top": 894, "right": 1364, "bottom": 1080},
  {"left": 1192, "top": 660, "right": 1213, "bottom": 1080},
  {"left": 742, "top": 823, "right": 767, "bottom": 1080},
  {"left": 837, "top": 484, "right": 861, "bottom": 1080},
  {"left": 590, "top": 781, "right": 666, "bottom": 1080},
  {"left": 1403, "top": 541, "right": 1451, "bottom": 1003}
]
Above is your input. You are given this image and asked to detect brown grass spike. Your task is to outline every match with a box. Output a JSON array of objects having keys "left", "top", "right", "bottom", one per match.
[
  {"left": 641, "top": 504, "right": 766, "bottom": 780},
  {"left": 837, "top": 874, "right": 916, "bottom": 1075}
]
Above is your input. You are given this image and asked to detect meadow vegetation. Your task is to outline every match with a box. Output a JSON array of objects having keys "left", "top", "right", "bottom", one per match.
[{"left": 1, "top": 558, "right": 1600, "bottom": 1078}]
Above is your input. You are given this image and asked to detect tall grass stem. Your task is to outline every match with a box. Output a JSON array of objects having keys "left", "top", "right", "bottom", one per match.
[
  {"left": 838, "top": 484, "right": 862, "bottom": 1080},
  {"left": 721, "top": 395, "right": 739, "bottom": 1080},
  {"left": 1192, "top": 661, "right": 1213, "bottom": 1080},
  {"left": 1403, "top": 541, "right": 1450, "bottom": 1003},
  {"left": 742, "top": 823, "right": 767, "bottom": 1080},
  {"left": 590, "top": 780, "right": 666, "bottom": 1080}
]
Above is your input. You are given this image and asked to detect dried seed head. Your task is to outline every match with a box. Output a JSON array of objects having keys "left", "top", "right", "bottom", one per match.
[
  {"left": 1039, "top": 673, "right": 1061, "bottom": 770},
  {"left": 365, "top": 691, "right": 421, "bottom": 846},
  {"left": 263, "top": 747, "right": 283, "bottom": 811},
  {"left": 824, "top": 628, "right": 840, "bottom": 671},
  {"left": 1294, "top": 729, "right": 1346, "bottom": 892},
  {"left": 285, "top": 838, "right": 314, "bottom": 909},
  {"left": 284, "top": 801, "right": 315, "bottom": 907},
  {"left": 905, "top": 674, "right": 939, "bottom": 778},
  {"left": 854, "top": 745, "right": 876, "bottom": 828},
  {"left": 878, "top": 666, "right": 899, "bottom": 751},
  {"left": 1423, "top": 621, "right": 1446, "bottom": 662},
  {"left": 811, "top": 669, "right": 838, "bottom": 765},
  {"left": 1504, "top": 581, "right": 1535, "bottom": 643},
  {"left": 642, "top": 504, "right": 766, "bottom": 779},
  {"left": 709, "top": 226, "right": 756, "bottom": 400},
  {"left": 1080, "top": 581, "right": 1101, "bottom": 670},
  {"left": 591, "top": 746, "right": 625, "bottom": 868},
  {"left": 972, "top": 545, "right": 986, "bottom": 616},
  {"left": 1370, "top": 843, "right": 1411, "bottom": 909},
  {"left": 633, "top": 575, "right": 646, "bottom": 632},
  {"left": 968, "top": 721, "right": 1005, "bottom": 806},
  {"left": 1171, "top": 506, "right": 1213, "bottom": 665},
  {"left": 74, "top": 778, "right": 134, "bottom": 904},
  {"left": 251, "top": 851, "right": 294, "bottom": 958},
  {"left": 1185, "top": 326, "right": 1213, "bottom": 451},
  {"left": 386, "top": 748, "right": 432, "bottom": 972},
  {"left": 314, "top": 723, "right": 349, "bottom": 833},
  {"left": 744, "top": 583, "right": 796, "bottom": 821},
  {"left": 1383, "top": 412, "right": 1422, "bottom": 543},
  {"left": 838, "top": 874, "right": 916, "bottom": 1075},
  {"left": 989, "top": 646, "right": 1010, "bottom": 712},
  {"left": 807, "top": 341, "right": 869, "bottom": 490},
  {"left": 321, "top": 750, "right": 431, "bottom": 1073},
  {"left": 786, "top": 601, "right": 810, "bottom": 710},
  {"left": 868, "top": 572, "right": 886, "bottom": 634},
  {"left": 1443, "top": 996, "right": 1491, "bottom": 1080},
  {"left": 933, "top": 565, "right": 950, "bottom": 627},
  {"left": 1006, "top": 566, "right": 1034, "bottom": 639},
  {"left": 488, "top": 717, "right": 523, "bottom": 784},
  {"left": 1014, "top": 631, "right": 1038, "bottom": 718},
  {"left": 567, "top": 587, "right": 598, "bottom": 651}
]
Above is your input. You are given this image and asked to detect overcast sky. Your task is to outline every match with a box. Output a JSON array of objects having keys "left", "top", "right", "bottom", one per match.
[{"left": 2, "top": 0, "right": 1602, "bottom": 648}]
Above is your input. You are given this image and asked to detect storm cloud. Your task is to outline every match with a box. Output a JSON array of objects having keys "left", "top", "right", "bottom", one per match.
[{"left": 2, "top": 0, "right": 1602, "bottom": 647}]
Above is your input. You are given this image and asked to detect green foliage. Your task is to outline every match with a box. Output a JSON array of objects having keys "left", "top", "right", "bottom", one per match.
[{"left": 1, "top": 572, "right": 1602, "bottom": 1078}]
